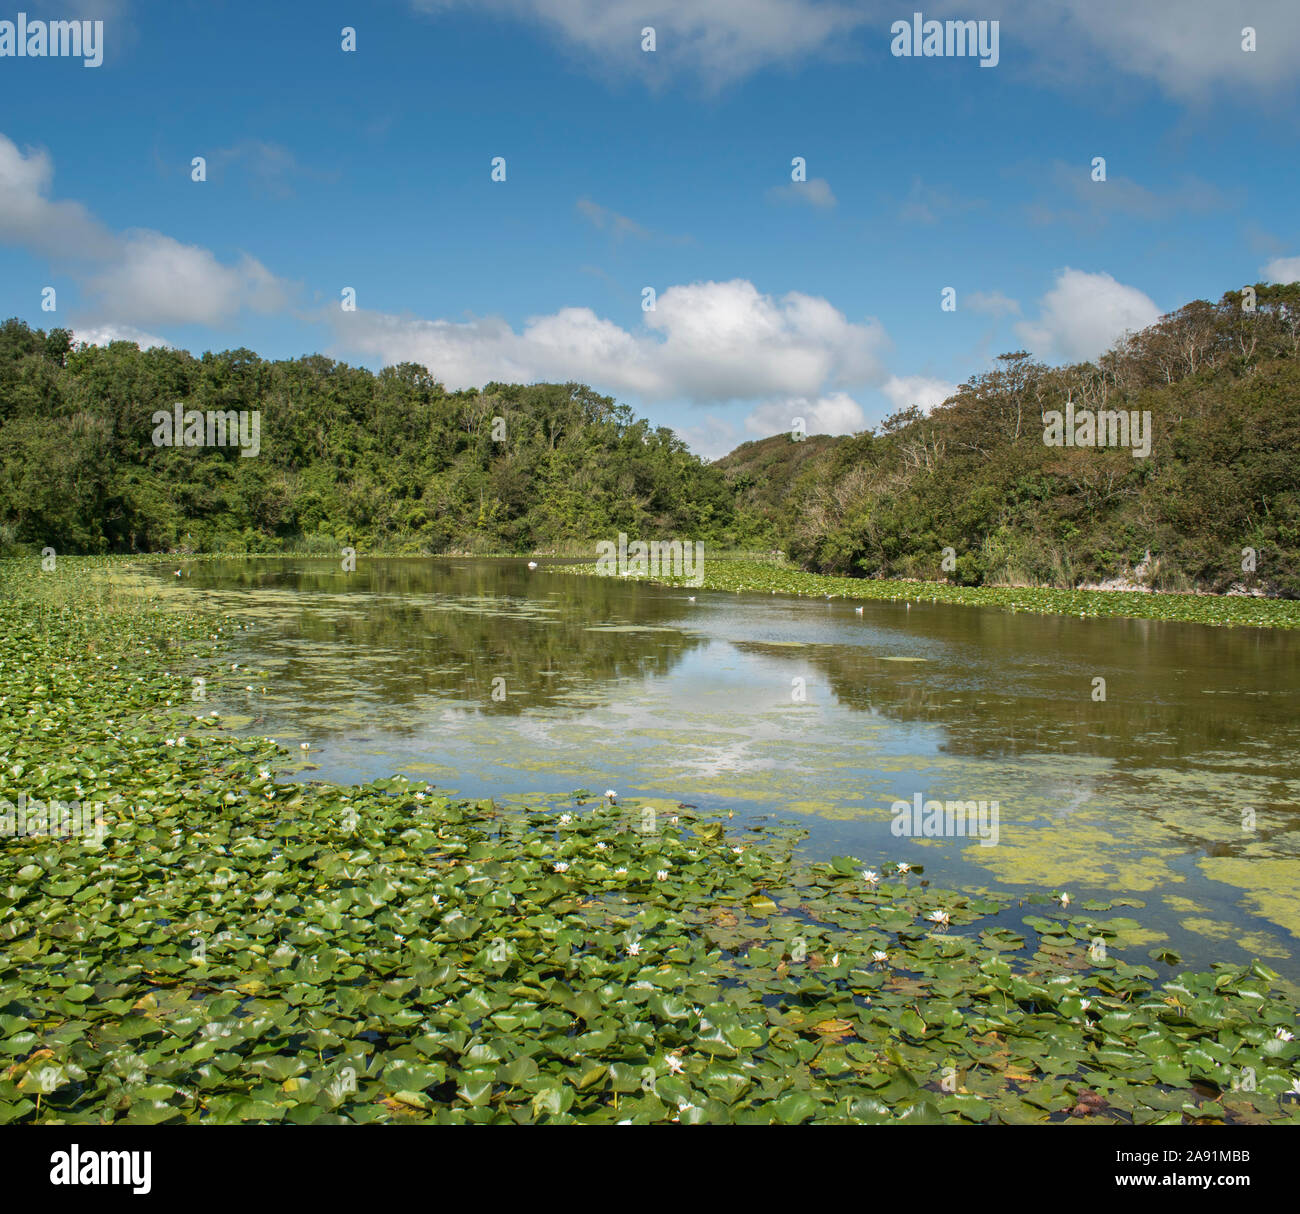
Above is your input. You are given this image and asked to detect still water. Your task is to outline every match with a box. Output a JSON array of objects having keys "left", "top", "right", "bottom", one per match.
[{"left": 155, "top": 557, "right": 1300, "bottom": 978}]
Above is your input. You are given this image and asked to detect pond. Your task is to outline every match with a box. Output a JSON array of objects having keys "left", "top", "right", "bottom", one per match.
[{"left": 149, "top": 556, "right": 1300, "bottom": 980}]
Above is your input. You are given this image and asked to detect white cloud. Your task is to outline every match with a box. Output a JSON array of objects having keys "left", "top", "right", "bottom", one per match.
[
  {"left": 413, "top": 1, "right": 1300, "bottom": 99},
  {"left": 928, "top": 0, "right": 1300, "bottom": 100},
  {"left": 1015, "top": 268, "right": 1161, "bottom": 363},
  {"left": 1262, "top": 256, "right": 1300, "bottom": 285},
  {"left": 0, "top": 131, "right": 292, "bottom": 328},
  {"left": 767, "top": 177, "right": 837, "bottom": 209},
  {"left": 71, "top": 324, "right": 170, "bottom": 350},
  {"left": 88, "top": 232, "right": 286, "bottom": 327},
  {"left": 745, "top": 392, "right": 865, "bottom": 440},
  {"left": 675, "top": 414, "right": 742, "bottom": 460},
  {"left": 411, "top": 0, "right": 867, "bottom": 88},
  {"left": 0, "top": 135, "right": 115, "bottom": 258},
  {"left": 880, "top": 374, "right": 958, "bottom": 415},
  {"left": 331, "top": 278, "right": 890, "bottom": 406}
]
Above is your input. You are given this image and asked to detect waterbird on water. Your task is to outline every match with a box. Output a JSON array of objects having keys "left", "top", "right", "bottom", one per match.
[{"left": 527, "top": 561, "right": 538, "bottom": 568}]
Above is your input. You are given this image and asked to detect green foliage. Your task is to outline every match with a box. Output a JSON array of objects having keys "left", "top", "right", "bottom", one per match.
[
  {"left": 725, "top": 286, "right": 1300, "bottom": 597},
  {"left": 0, "top": 325, "right": 753, "bottom": 555}
]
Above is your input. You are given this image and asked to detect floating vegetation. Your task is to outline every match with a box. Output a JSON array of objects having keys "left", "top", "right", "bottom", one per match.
[
  {"left": 558, "top": 558, "right": 1300, "bottom": 630},
  {"left": 1, "top": 557, "right": 1297, "bottom": 1124}
]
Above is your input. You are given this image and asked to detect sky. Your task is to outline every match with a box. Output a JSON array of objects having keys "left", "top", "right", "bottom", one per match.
[{"left": 1, "top": 0, "right": 1298, "bottom": 458}]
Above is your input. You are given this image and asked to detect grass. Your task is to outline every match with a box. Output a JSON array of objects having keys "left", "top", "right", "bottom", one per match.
[{"left": 1, "top": 555, "right": 1297, "bottom": 1124}]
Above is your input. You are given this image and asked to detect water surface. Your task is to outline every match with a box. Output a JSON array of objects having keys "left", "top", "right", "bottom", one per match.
[{"left": 152, "top": 557, "right": 1300, "bottom": 978}]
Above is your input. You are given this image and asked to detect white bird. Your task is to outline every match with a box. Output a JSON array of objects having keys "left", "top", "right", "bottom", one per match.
[
  {"left": 527, "top": 561, "right": 538, "bottom": 569},
  {"left": 688, "top": 596, "right": 695, "bottom": 602}
]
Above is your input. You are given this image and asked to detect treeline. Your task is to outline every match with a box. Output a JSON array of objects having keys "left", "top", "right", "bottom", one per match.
[
  {"left": 3, "top": 282, "right": 1298, "bottom": 596},
  {"left": 0, "top": 327, "right": 746, "bottom": 555},
  {"left": 719, "top": 284, "right": 1300, "bottom": 597}
]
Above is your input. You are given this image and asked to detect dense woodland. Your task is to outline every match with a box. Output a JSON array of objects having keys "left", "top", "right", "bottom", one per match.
[
  {"left": 1, "top": 282, "right": 1298, "bottom": 594},
  {"left": 719, "top": 284, "right": 1300, "bottom": 596}
]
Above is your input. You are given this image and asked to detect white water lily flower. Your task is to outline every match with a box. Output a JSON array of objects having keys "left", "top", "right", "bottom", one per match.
[
  {"left": 1059, "top": 892, "right": 1071, "bottom": 908},
  {"left": 665, "top": 1053, "right": 685, "bottom": 1075},
  {"left": 605, "top": 789, "right": 618, "bottom": 800},
  {"left": 1080, "top": 999, "right": 1091, "bottom": 1012},
  {"left": 862, "top": 869, "right": 879, "bottom": 885},
  {"left": 927, "top": 909, "right": 950, "bottom": 927},
  {"left": 559, "top": 813, "right": 572, "bottom": 825},
  {"left": 165, "top": 738, "right": 176, "bottom": 746},
  {"left": 176, "top": 736, "right": 187, "bottom": 747},
  {"left": 553, "top": 862, "right": 569, "bottom": 873},
  {"left": 872, "top": 950, "right": 889, "bottom": 964},
  {"left": 615, "top": 867, "right": 628, "bottom": 875},
  {"left": 656, "top": 869, "right": 669, "bottom": 882},
  {"left": 1276, "top": 1027, "right": 1295, "bottom": 1041},
  {"left": 300, "top": 742, "right": 310, "bottom": 751},
  {"left": 595, "top": 841, "right": 607, "bottom": 851},
  {"left": 627, "top": 941, "right": 641, "bottom": 957},
  {"left": 732, "top": 846, "right": 744, "bottom": 856},
  {"left": 896, "top": 862, "right": 911, "bottom": 874}
]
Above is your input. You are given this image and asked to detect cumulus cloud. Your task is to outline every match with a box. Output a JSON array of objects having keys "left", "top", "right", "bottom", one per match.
[
  {"left": 87, "top": 232, "right": 286, "bottom": 327},
  {"left": 1263, "top": 255, "right": 1300, "bottom": 285},
  {"left": 880, "top": 374, "right": 958, "bottom": 415},
  {"left": 71, "top": 324, "right": 171, "bottom": 350},
  {"left": 745, "top": 392, "right": 865, "bottom": 440},
  {"left": 0, "top": 132, "right": 292, "bottom": 328},
  {"left": 767, "top": 177, "right": 837, "bottom": 209},
  {"left": 330, "top": 278, "right": 890, "bottom": 405},
  {"left": 0, "top": 135, "right": 115, "bottom": 258},
  {"left": 1015, "top": 268, "right": 1161, "bottom": 363}
]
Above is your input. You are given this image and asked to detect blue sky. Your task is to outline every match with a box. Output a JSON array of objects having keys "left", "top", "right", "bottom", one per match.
[{"left": 2, "top": 0, "right": 1298, "bottom": 456}]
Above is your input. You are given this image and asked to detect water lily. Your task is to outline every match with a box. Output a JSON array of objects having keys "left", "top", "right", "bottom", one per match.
[
  {"left": 665, "top": 1053, "right": 685, "bottom": 1075},
  {"left": 896, "top": 862, "right": 911, "bottom": 874},
  {"left": 559, "top": 813, "right": 572, "bottom": 825},
  {"left": 862, "top": 869, "right": 879, "bottom": 885},
  {"left": 1058, "top": 891, "right": 1071, "bottom": 908},
  {"left": 626, "top": 941, "right": 641, "bottom": 957},
  {"left": 872, "top": 950, "right": 889, "bottom": 964},
  {"left": 614, "top": 866, "right": 628, "bottom": 875},
  {"left": 656, "top": 869, "right": 669, "bottom": 882},
  {"left": 1276, "top": 1027, "right": 1295, "bottom": 1042},
  {"left": 604, "top": 789, "right": 618, "bottom": 801},
  {"left": 927, "top": 909, "right": 950, "bottom": 927},
  {"left": 553, "top": 861, "right": 570, "bottom": 873},
  {"left": 595, "top": 841, "right": 607, "bottom": 850}
]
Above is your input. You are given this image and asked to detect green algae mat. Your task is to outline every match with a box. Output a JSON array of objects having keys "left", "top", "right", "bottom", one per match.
[{"left": 1, "top": 557, "right": 1298, "bottom": 1123}]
